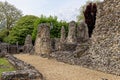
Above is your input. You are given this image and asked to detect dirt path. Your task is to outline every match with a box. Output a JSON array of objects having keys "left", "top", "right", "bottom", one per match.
[{"left": 14, "top": 54, "right": 120, "bottom": 80}]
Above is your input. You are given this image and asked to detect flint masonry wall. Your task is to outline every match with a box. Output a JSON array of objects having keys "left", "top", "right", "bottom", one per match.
[{"left": 89, "top": 0, "right": 120, "bottom": 75}]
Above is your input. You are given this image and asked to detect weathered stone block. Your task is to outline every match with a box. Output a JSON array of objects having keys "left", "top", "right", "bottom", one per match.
[{"left": 24, "top": 35, "right": 33, "bottom": 53}]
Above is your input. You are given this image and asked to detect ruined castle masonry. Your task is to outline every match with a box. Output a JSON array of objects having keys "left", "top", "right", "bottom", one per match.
[
  {"left": 67, "top": 21, "right": 77, "bottom": 44},
  {"left": 89, "top": 0, "right": 120, "bottom": 75},
  {"left": 77, "top": 21, "right": 89, "bottom": 42},
  {"left": 35, "top": 23, "right": 51, "bottom": 55},
  {"left": 60, "top": 26, "right": 66, "bottom": 43},
  {"left": 24, "top": 35, "right": 33, "bottom": 53}
]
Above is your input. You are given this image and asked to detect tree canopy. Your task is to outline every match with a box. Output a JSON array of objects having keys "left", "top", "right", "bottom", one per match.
[
  {"left": 3, "top": 15, "right": 68, "bottom": 45},
  {"left": 4, "top": 15, "right": 39, "bottom": 44},
  {"left": 0, "top": 1, "right": 22, "bottom": 30}
]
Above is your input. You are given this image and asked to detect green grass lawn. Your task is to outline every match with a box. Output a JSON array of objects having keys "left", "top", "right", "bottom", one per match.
[{"left": 0, "top": 58, "right": 15, "bottom": 77}]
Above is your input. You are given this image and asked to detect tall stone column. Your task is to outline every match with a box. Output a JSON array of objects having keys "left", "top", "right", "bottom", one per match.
[
  {"left": 24, "top": 35, "right": 33, "bottom": 53},
  {"left": 60, "top": 26, "right": 66, "bottom": 43},
  {"left": 67, "top": 21, "right": 77, "bottom": 44},
  {"left": 35, "top": 23, "right": 51, "bottom": 55},
  {"left": 77, "top": 20, "right": 89, "bottom": 42}
]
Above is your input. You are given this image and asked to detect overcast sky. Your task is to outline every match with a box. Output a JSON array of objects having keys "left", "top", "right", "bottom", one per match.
[{"left": 0, "top": 0, "right": 103, "bottom": 21}]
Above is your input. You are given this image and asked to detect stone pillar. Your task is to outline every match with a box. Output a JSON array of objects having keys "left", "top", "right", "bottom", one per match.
[
  {"left": 24, "top": 35, "right": 33, "bottom": 53},
  {"left": 35, "top": 23, "right": 51, "bottom": 55},
  {"left": 67, "top": 21, "right": 77, "bottom": 44},
  {"left": 60, "top": 26, "right": 66, "bottom": 43},
  {"left": 77, "top": 20, "right": 89, "bottom": 42}
]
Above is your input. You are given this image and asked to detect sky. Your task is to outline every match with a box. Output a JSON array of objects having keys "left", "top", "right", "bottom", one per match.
[{"left": 0, "top": 0, "right": 103, "bottom": 22}]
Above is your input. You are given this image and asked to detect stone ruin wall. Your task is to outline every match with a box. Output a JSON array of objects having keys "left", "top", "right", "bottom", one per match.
[
  {"left": 48, "top": 0, "right": 120, "bottom": 76},
  {"left": 50, "top": 20, "right": 91, "bottom": 64},
  {"left": 89, "top": 0, "right": 120, "bottom": 75}
]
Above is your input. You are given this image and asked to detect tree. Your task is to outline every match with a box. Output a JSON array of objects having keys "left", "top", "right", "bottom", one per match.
[
  {"left": 0, "top": 1, "right": 22, "bottom": 30},
  {"left": 0, "top": 29, "right": 9, "bottom": 41},
  {"left": 4, "top": 15, "right": 39, "bottom": 45},
  {"left": 77, "top": 0, "right": 101, "bottom": 37},
  {"left": 77, "top": 0, "right": 101, "bottom": 22},
  {"left": 84, "top": 3, "right": 97, "bottom": 37}
]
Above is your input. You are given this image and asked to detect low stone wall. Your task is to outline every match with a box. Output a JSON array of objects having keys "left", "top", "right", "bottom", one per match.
[
  {"left": 50, "top": 40, "right": 91, "bottom": 67},
  {"left": 50, "top": 51, "right": 91, "bottom": 68},
  {"left": 51, "top": 38, "right": 60, "bottom": 51},
  {"left": 1, "top": 54, "right": 44, "bottom": 80}
]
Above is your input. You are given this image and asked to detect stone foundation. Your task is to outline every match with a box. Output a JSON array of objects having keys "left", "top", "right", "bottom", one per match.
[{"left": 1, "top": 54, "right": 44, "bottom": 80}]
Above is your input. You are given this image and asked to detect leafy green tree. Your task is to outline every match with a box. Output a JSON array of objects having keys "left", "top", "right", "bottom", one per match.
[
  {"left": 0, "top": 29, "right": 9, "bottom": 41},
  {"left": 0, "top": 1, "right": 22, "bottom": 30},
  {"left": 32, "top": 15, "right": 68, "bottom": 42},
  {"left": 4, "top": 15, "right": 39, "bottom": 44}
]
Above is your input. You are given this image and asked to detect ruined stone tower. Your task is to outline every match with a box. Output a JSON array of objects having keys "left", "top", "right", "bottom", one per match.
[
  {"left": 35, "top": 23, "right": 51, "bottom": 55},
  {"left": 67, "top": 21, "right": 77, "bottom": 44},
  {"left": 89, "top": 0, "right": 120, "bottom": 75}
]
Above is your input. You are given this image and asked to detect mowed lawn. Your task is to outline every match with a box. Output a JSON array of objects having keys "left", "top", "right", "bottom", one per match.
[{"left": 0, "top": 58, "right": 15, "bottom": 77}]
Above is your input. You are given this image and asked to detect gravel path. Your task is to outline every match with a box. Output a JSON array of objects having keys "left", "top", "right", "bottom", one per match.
[{"left": 14, "top": 54, "right": 120, "bottom": 80}]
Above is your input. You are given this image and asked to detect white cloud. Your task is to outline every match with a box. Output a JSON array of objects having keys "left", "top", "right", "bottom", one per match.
[{"left": 53, "top": 0, "right": 86, "bottom": 22}]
